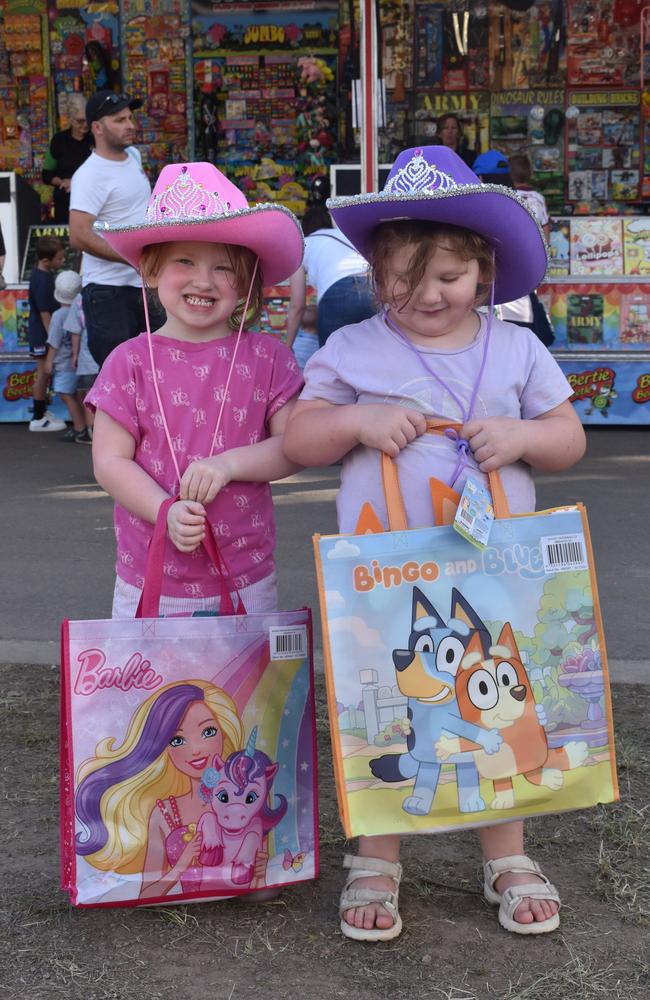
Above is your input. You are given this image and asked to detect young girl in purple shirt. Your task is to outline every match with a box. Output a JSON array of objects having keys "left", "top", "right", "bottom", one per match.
[{"left": 284, "top": 146, "right": 585, "bottom": 941}]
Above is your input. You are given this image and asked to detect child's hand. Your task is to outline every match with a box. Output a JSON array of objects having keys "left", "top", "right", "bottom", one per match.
[
  {"left": 180, "top": 455, "right": 233, "bottom": 505},
  {"left": 354, "top": 404, "right": 427, "bottom": 458},
  {"left": 462, "top": 417, "right": 527, "bottom": 472},
  {"left": 167, "top": 499, "right": 206, "bottom": 553}
]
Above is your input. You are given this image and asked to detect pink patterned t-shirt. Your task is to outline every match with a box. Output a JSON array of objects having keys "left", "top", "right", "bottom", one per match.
[{"left": 86, "top": 331, "right": 303, "bottom": 597}]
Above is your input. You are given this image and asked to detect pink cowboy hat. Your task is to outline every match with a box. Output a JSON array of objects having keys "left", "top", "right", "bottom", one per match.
[
  {"left": 94, "top": 162, "right": 304, "bottom": 285},
  {"left": 327, "top": 146, "right": 547, "bottom": 304}
]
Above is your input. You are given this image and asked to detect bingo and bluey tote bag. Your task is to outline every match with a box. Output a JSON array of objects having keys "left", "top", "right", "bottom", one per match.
[
  {"left": 61, "top": 499, "right": 318, "bottom": 907},
  {"left": 314, "top": 422, "right": 617, "bottom": 839}
]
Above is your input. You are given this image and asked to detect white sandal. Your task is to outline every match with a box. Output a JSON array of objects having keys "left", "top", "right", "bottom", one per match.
[
  {"left": 483, "top": 854, "right": 561, "bottom": 935},
  {"left": 339, "top": 854, "right": 403, "bottom": 942}
]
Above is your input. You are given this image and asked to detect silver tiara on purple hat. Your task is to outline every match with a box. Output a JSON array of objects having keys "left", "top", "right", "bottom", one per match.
[{"left": 382, "top": 149, "right": 457, "bottom": 196}]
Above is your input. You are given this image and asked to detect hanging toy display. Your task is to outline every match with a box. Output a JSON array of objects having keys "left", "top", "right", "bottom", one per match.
[
  {"left": 295, "top": 56, "right": 337, "bottom": 181},
  {"left": 200, "top": 92, "right": 219, "bottom": 165}
]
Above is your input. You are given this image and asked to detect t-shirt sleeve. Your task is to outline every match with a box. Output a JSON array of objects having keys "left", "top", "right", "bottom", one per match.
[
  {"left": 47, "top": 310, "right": 64, "bottom": 349},
  {"left": 266, "top": 339, "right": 304, "bottom": 420},
  {"left": 64, "top": 297, "right": 82, "bottom": 334},
  {"left": 519, "top": 330, "right": 573, "bottom": 420},
  {"left": 69, "top": 160, "right": 105, "bottom": 217},
  {"left": 31, "top": 271, "right": 57, "bottom": 314},
  {"left": 299, "top": 332, "right": 357, "bottom": 405},
  {"left": 84, "top": 344, "right": 141, "bottom": 443}
]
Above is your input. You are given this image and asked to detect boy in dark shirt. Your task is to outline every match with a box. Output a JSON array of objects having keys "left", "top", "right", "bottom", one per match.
[{"left": 28, "top": 235, "right": 67, "bottom": 431}]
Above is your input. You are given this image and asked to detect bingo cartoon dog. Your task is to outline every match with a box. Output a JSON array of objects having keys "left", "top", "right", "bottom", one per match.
[
  {"left": 436, "top": 624, "right": 589, "bottom": 809},
  {"left": 369, "top": 587, "right": 503, "bottom": 816}
]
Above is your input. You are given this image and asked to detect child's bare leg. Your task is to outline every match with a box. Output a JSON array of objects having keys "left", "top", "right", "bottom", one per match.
[
  {"left": 479, "top": 820, "right": 558, "bottom": 925},
  {"left": 342, "top": 834, "right": 400, "bottom": 932},
  {"left": 77, "top": 390, "right": 94, "bottom": 430},
  {"left": 60, "top": 393, "right": 86, "bottom": 432},
  {"left": 32, "top": 358, "right": 49, "bottom": 405}
]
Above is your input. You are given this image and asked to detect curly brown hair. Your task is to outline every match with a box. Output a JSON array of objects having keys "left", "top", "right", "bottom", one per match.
[
  {"left": 368, "top": 220, "right": 495, "bottom": 308},
  {"left": 139, "top": 241, "right": 264, "bottom": 329}
]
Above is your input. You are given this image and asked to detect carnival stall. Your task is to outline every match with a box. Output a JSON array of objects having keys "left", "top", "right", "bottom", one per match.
[
  {"left": 539, "top": 215, "right": 650, "bottom": 424},
  {"left": 0, "top": 1, "right": 648, "bottom": 423}
]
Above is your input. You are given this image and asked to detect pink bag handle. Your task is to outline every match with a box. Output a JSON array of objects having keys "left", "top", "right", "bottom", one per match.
[{"left": 137, "top": 497, "right": 246, "bottom": 618}]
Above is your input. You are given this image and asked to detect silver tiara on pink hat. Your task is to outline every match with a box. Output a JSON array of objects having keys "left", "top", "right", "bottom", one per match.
[
  {"left": 91, "top": 161, "right": 304, "bottom": 285},
  {"left": 146, "top": 164, "right": 231, "bottom": 223}
]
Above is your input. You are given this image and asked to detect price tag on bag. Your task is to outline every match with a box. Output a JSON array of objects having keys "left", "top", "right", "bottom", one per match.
[{"left": 453, "top": 477, "right": 494, "bottom": 549}]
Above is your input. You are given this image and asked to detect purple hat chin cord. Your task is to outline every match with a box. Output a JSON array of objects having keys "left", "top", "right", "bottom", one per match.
[{"left": 382, "top": 266, "right": 495, "bottom": 491}]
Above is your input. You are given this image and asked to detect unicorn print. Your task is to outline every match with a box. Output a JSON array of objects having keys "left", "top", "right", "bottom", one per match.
[{"left": 198, "top": 728, "right": 287, "bottom": 890}]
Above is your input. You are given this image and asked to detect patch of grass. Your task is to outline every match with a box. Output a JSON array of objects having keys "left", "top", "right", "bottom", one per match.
[{"left": 491, "top": 942, "right": 650, "bottom": 999}]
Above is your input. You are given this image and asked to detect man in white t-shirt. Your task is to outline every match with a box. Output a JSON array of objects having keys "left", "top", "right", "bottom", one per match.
[{"left": 69, "top": 91, "right": 163, "bottom": 366}]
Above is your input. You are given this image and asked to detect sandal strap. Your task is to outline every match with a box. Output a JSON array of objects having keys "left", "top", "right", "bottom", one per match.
[
  {"left": 484, "top": 854, "right": 545, "bottom": 892},
  {"left": 343, "top": 854, "right": 402, "bottom": 881},
  {"left": 339, "top": 887, "right": 399, "bottom": 917},
  {"left": 340, "top": 854, "right": 402, "bottom": 920},
  {"left": 500, "top": 881, "right": 561, "bottom": 919}
]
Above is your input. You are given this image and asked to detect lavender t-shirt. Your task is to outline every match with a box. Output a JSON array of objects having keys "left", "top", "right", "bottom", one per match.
[
  {"left": 301, "top": 312, "right": 573, "bottom": 531},
  {"left": 86, "top": 331, "right": 303, "bottom": 596}
]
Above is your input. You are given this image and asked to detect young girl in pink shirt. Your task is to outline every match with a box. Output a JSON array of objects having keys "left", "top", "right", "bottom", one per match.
[{"left": 86, "top": 162, "right": 304, "bottom": 617}]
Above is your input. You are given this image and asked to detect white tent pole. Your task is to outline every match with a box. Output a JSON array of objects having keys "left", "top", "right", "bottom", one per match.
[{"left": 359, "top": 0, "right": 378, "bottom": 194}]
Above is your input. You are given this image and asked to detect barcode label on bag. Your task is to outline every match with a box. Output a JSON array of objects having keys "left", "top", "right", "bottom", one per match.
[
  {"left": 269, "top": 625, "right": 308, "bottom": 660},
  {"left": 541, "top": 534, "right": 588, "bottom": 573}
]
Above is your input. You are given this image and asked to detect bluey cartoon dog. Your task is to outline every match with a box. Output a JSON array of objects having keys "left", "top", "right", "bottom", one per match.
[
  {"left": 436, "top": 624, "right": 589, "bottom": 809},
  {"left": 369, "top": 587, "right": 503, "bottom": 816}
]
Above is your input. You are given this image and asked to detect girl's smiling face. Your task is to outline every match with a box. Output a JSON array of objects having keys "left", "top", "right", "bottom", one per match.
[
  {"left": 167, "top": 700, "right": 224, "bottom": 778},
  {"left": 152, "top": 241, "right": 241, "bottom": 341},
  {"left": 383, "top": 242, "right": 482, "bottom": 348}
]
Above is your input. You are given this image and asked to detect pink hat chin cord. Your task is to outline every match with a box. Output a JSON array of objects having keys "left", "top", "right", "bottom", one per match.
[{"left": 140, "top": 257, "right": 259, "bottom": 487}]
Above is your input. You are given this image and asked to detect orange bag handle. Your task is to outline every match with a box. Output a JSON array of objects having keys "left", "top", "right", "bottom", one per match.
[{"left": 377, "top": 419, "right": 511, "bottom": 533}]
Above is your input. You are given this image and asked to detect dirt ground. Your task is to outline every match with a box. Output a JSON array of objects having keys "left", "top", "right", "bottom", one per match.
[{"left": 2, "top": 663, "right": 649, "bottom": 1000}]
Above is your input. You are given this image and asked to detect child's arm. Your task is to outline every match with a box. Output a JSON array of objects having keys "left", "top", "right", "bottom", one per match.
[
  {"left": 93, "top": 409, "right": 206, "bottom": 553},
  {"left": 283, "top": 398, "right": 428, "bottom": 466},
  {"left": 43, "top": 344, "right": 57, "bottom": 376},
  {"left": 285, "top": 267, "right": 306, "bottom": 350},
  {"left": 462, "top": 400, "right": 586, "bottom": 474},
  {"left": 179, "top": 398, "right": 303, "bottom": 506},
  {"left": 39, "top": 310, "right": 53, "bottom": 334},
  {"left": 70, "top": 332, "right": 80, "bottom": 370}
]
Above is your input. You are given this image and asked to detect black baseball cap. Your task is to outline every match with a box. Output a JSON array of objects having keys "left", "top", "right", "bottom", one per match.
[{"left": 86, "top": 90, "right": 142, "bottom": 124}]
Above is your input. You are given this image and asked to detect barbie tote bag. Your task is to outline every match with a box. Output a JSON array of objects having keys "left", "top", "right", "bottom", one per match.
[
  {"left": 61, "top": 500, "right": 318, "bottom": 907},
  {"left": 314, "top": 423, "right": 617, "bottom": 839}
]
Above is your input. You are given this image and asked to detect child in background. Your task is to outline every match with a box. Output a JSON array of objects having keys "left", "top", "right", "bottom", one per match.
[
  {"left": 28, "top": 236, "right": 67, "bottom": 432},
  {"left": 45, "top": 270, "right": 91, "bottom": 443},
  {"left": 86, "top": 161, "right": 304, "bottom": 618},
  {"left": 473, "top": 150, "right": 554, "bottom": 346},
  {"left": 65, "top": 291, "right": 98, "bottom": 437},
  {"left": 284, "top": 146, "right": 585, "bottom": 941},
  {"left": 508, "top": 153, "right": 551, "bottom": 242},
  {"left": 290, "top": 303, "right": 319, "bottom": 371}
]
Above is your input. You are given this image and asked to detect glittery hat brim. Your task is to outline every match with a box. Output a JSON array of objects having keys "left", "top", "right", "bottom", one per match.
[
  {"left": 94, "top": 203, "right": 304, "bottom": 286},
  {"left": 327, "top": 185, "right": 547, "bottom": 305}
]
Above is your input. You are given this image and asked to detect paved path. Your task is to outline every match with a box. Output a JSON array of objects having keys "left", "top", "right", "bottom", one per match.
[{"left": 0, "top": 424, "right": 648, "bottom": 682}]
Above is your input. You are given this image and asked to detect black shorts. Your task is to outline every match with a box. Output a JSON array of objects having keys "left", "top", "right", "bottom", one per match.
[{"left": 29, "top": 336, "right": 47, "bottom": 360}]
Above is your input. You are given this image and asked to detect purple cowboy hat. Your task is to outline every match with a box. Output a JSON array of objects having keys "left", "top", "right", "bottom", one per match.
[
  {"left": 327, "top": 146, "right": 547, "bottom": 304},
  {"left": 94, "top": 162, "right": 304, "bottom": 285}
]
